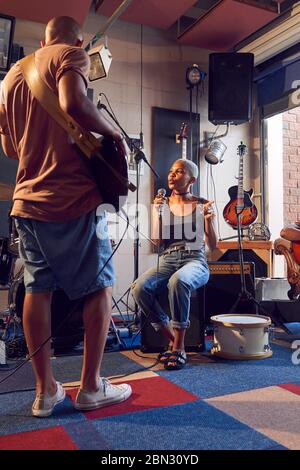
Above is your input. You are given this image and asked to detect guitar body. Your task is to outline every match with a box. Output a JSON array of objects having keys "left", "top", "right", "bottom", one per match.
[
  {"left": 89, "top": 136, "right": 129, "bottom": 212},
  {"left": 223, "top": 185, "right": 258, "bottom": 228}
]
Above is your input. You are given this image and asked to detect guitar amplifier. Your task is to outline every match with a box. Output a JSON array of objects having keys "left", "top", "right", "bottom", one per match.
[{"left": 205, "top": 261, "right": 256, "bottom": 320}]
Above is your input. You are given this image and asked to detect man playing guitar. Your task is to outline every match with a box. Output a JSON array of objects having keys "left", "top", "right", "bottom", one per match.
[{"left": 0, "top": 16, "right": 132, "bottom": 417}]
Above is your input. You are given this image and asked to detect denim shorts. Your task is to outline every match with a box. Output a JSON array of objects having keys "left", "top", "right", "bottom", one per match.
[{"left": 14, "top": 209, "right": 115, "bottom": 300}]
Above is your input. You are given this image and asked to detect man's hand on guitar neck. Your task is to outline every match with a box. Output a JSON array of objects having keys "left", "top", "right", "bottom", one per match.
[{"left": 59, "top": 70, "right": 129, "bottom": 160}]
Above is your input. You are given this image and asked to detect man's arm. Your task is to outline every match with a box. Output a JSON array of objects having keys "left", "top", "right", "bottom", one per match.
[
  {"left": 58, "top": 71, "right": 128, "bottom": 155},
  {"left": 0, "top": 104, "right": 17, "bottom": 159}
]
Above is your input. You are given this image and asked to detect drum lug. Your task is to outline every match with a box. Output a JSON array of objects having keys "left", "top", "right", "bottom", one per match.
[
  {"left": 239, "top": 346, "right": 244, "bottom": 353},
  {"left": 239, "top": 329, "right": 244, "bottom": 336},
  {"left": 211, "top": 342, "right": 220, "bottom": 353},
  {"left": 264, "top": 344, "right": 271, "bottom": 351},
  {"left": 268, "top": 326, "right": 275, "bottom": 341},
  {"left": 9, "top": 302, "right": 16, "bottom": 314}
]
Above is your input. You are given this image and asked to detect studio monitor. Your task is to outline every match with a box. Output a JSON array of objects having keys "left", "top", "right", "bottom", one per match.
[{"left": 208, "top": 52, "right": 254, "bottom": 125}]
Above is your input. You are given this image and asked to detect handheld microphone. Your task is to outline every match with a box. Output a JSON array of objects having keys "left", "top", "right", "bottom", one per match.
[{"left": 156, "top": 188, "right": 166, "bottom": 216}]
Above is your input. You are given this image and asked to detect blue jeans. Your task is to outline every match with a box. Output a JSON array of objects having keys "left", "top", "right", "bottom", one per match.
[{"left": 131, "top": 250, "right": 209, "bottom": 330}]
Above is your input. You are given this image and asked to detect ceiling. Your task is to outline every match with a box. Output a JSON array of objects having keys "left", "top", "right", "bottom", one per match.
[
  {"left": 177, "top": 0, "right": 278, "bottom": 51},
  {"left": 0, "top": 0, "right": 297, "bottom": 51},
  {"left": 0, "top": 0, "right": 93, "bottom": 26},
  {"left": 95, "top": 0, "right": 198, "bottom": 30}
]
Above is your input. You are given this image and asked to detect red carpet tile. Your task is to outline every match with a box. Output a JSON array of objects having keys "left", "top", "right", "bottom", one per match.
[
  {"left": 0, "top": 426, "right": 78, "bottom": 450},
  {"left": 279, "top": 383, "right": 300, "bottom": 396},
  {"left": 67, "top": 376, "right": 199, "bottom": 420}
]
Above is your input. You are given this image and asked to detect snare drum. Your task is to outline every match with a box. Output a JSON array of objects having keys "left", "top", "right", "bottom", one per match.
[{"left": 211, "top": 314, "right": 273, "bottom": 360}]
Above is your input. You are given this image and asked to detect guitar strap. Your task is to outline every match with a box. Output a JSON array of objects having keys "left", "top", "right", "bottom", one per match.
[
  {"left": 18, "top": 53, "right": 98, "bottom": 159},
  {"left": 18, "top": 53, "right": 134, "bottom": 190}
]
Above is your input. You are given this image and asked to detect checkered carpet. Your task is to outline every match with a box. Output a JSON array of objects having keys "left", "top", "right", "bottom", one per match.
[{"left": 0, "top": 342, "right": 300, "bottom": 450}]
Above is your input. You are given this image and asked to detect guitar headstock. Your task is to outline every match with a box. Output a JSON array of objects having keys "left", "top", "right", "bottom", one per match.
[
  {"left": 179, "top": 123, "right": 188, "bottom": 141},
  {"left": 237, "top": 141, "right": 247, "bottom": 156}
]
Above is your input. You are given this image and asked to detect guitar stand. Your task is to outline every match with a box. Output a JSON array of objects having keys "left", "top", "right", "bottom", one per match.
[{"left": 228, "top": 209, "right": 292, "bottom": 335}]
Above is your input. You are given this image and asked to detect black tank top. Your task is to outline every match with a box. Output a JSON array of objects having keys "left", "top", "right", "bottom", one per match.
[{"left": 162, "top": 197, "right": 207, "bottom": 252}]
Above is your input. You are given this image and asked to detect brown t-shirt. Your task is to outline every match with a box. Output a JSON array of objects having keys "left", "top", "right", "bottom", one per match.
[{"left": 2, "top": 44, "right": 102, "bottom": 221}]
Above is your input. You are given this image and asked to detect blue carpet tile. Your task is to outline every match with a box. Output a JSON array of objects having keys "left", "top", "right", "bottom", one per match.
[
  {"left": 0, "top": 389, "right": 86, "bottom": 437},
  {"left": 157, "top": 344, "right": 300, "bottom": 398},
  {"left": 91, "top": 400, "right": 287, "bottom": 450},
  {"left": 63, "top": 421, "right": 110, "bottom": 450},
  {"left": 0, "top": 350, "right": 142, "bottom": 394}
]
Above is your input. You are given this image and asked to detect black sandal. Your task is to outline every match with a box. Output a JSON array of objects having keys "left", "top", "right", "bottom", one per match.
[
  {"left": 164, "top": 351, "right": 188, "bottom": 370},
  {"left": 157, "top": 350, "right": 173, "bottom": 364}
]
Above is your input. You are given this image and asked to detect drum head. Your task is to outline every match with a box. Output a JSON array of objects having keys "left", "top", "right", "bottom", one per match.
[{"left": 211, "top": 314, "right": 271, "bottom": 328}]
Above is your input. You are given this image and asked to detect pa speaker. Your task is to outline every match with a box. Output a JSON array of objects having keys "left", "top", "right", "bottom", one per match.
[
  {"left": 140, "top": 287, "right": 206, "bottom": 353},
  {"left": 208, "top": 52, "right": 254, "bottom": 125}
]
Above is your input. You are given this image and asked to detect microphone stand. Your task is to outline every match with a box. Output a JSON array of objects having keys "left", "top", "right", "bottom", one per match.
[{"left": 97, "top": 101, "right": 159, "bottom": 322}]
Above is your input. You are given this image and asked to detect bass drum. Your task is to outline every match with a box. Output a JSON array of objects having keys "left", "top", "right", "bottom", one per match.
[{"left": 10, "top": 277, "right": 85, "bottom": 352}]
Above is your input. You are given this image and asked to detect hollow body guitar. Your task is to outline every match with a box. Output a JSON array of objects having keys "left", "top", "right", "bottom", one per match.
[{"left": 223, "top": 142, "right": 258, "bottom": 229}]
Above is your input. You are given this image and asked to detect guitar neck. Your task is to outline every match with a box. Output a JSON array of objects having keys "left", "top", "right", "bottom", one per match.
[
  {"left": 182, "top": 138, "right": 187, "bottom": 160},
  {"left": 237, "top": 147, "right": 245, "bottom": 210}
]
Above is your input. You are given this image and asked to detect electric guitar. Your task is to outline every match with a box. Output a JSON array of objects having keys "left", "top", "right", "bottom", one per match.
[
  {"left": 86, "top": 136, "right": 136, "bottom": 212},
  {"left": 179, "top": 123, "right": 188, "bottom": 160},
  {"left": 223, "top": 142, "right": 258, "bottom": 228}
]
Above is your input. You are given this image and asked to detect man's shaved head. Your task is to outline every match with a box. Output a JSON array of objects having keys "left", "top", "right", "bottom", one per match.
[{"left": 45, "top": 16, "right": 83, "bottom": 46}]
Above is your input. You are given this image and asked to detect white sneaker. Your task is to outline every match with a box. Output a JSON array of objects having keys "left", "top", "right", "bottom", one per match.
[
  {"left": 74, "top": 377, "right": 132, "bottom": 411},
  {"left": 32, "top": 382, "right": 66, "bottom": 418}
]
